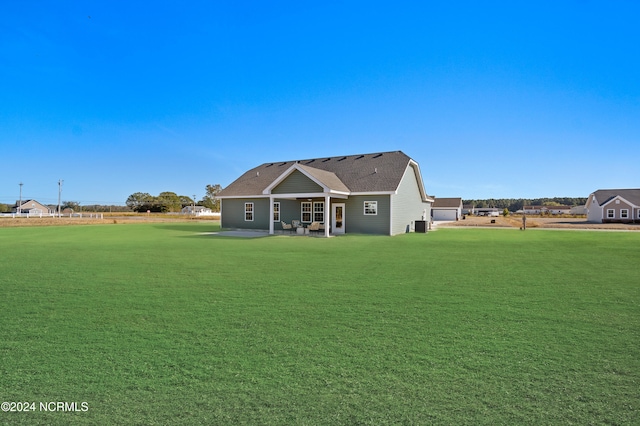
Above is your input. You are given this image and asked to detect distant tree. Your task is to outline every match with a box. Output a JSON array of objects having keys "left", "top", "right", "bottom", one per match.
[
  {"left": 62, "top": 201, "right": 80, "bottom": 211},
  {"left": 126, "top": 192, "right": 154, "bottom": 212},
  {"left": 0, "top": 203, "right": 9, "bottom": 212},
  {"left": 157, "top": 192, "right": 182, "bottom": 212},
  {"left": 179, "top": 195, "right": 194, "bottom": 208},
  {"left": 202, "top": 184, "right": 222, "bottom": 212},
  {"left": 503, "top": 208, "right": 509, "bottom": 217}
]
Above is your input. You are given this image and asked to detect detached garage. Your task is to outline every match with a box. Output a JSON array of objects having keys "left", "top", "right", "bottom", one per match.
[{"left": 431, "top": 197, "right": 463, "bottom": 221}]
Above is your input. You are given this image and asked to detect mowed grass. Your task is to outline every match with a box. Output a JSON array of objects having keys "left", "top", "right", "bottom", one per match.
[{"left": 1, "top": 223, "right": 638, "bottom": 425}]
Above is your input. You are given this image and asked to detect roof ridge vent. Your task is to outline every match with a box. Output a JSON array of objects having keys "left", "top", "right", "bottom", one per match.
[
  {"left": 373, "top": 153, "right": 383, "bottom": 158},
  {"left": 356, "top": 155, "right": 364, "bottom": 160},
  {"left": 338, "top": 157, "right": 347, "bottom": 161},
  {"left": 322, "top": 158, "right": 331, "bottom": 162}
]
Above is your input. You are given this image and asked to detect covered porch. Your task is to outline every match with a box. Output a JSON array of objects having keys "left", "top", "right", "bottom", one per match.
[
  {"left": 268, "top": 194, "right": 348, "bottom": 238},
  {"left": 264, "top": 162, "right": 351, "bottom": 238}
]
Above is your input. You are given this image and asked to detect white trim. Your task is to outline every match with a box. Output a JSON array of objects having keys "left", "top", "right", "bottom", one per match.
[
  {"left": 350, "top": 191, "right": 395, "bottom": 196},
  {"left": 301, "top": 201, "right": 312, "bottom": 223},
  {"left": 262, "top": 163, "right": 350, "bottom": 196},
  {"left": 407, "top": 159, "right": 433, "bottom": 202},
  {"left": 364, "top": 201, "right": 378, "bottom": 215},
  {"left": 313, "top": 201, "right": 325, "bottom": 222},
  {"left": 269, "top": 197, "right": 274, "bottom": 235},
  {"left": 324, "top": 195, "right": 331, "bottom": 237},
  {"left": 389, "top": 193, "right": 394, "bottom": 236},
  {"left": 267, "top": 192, "right": 349, "bottom": 199},
  {"left": 273, "top": 201, "right": 280, "bottom": 222},
  {"left": 244, "top": 202, "right": 254, "bottom": 221},
  {"left": 602, "top": 195, "right": 638, "bottom": 209},
  {"left": 332, "top": 203, "right": 346, "bottom": 234},
  {"left": 217, "top": 195, "right": 271, "bottom": 199}
]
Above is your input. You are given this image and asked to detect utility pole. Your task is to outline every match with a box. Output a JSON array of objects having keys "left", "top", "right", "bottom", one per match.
[
  {"left": 18, "top": 182, "right": 23, "bottom": 215},
  {"left": 57, "top": 179, "right": 63, "bottom": 218},
  {"left": 193, "top": 194, "right": 196, "bottom": 216}
]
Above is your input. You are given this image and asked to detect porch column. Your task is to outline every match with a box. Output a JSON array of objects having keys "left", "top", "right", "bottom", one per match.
[
  {"left": 325, "top": 194, "right": 330, "bottom": 238},
  {"left": 269, "top": 195, "right": 274, "bottom": 235}
]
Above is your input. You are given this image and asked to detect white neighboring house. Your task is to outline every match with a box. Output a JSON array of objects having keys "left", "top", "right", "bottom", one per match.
[
  {"left": 181, "top": 206, "right": 218, "bottom": 217},
  {"left": 570, "top": 205, "right": 587, "bottom": 215},
  {"left": 431, "top": 197, "right": 463, "bottom": 221},
  {"left": 476, "top": 208, "right": 501, "bottom": 217},
  {"left": 585, "top": 189, "right": 640, "bottom": 223}
]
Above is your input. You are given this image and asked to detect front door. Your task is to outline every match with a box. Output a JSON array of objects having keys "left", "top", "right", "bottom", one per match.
[{"left": 332, "top": 203, "right": 345, "bottom": 234}]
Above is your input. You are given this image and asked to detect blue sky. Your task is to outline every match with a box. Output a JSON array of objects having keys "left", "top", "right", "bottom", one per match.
[{"left": 2, "top": 1, "right": 638, "bottom": 206}]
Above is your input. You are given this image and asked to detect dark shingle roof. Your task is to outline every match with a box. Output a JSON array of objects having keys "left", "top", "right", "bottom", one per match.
[
  {"left": 218, "top": 151, "right": 416, "bottom": 197},
  {"left": 432, "top": 197, "right": 462, "bottom": 208},
  {"left": 592, "top": 189, "right": 640, "bottom": 206}
]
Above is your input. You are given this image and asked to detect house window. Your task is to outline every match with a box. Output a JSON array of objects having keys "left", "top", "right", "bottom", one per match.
[
  {"left": 245, "top": 203, "right": 254, "bottom": 221},
  {"left": 364, "top": 201, "right": 378, "bottom": 215},
  {"left": 313, "top": 202, "right": 324, "bottom": 222},
  {"left": 621, "top": 209, "right": 629, "bottom": 219},
  {"left": 273, "top": 202, "right": 280, "bottom": 222},
  {"left": 301, "top": 202, "right": 312, "bottom": 222},
  {"left": 607, "top": 209, "right": 615, "bottom": 219}
]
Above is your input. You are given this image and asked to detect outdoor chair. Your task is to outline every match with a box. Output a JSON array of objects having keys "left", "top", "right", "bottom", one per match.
[
  {"left": 292, "top": 220, "right": 301, "bottom": 230},
  {"left": 281, "top": 221, "right": 293, "bottom": 233},
  {"left": 308, "top": 222, "right": 321, "bottom": 234}
]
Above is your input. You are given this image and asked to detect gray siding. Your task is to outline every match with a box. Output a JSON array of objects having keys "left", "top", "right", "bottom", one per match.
[
  {"left": 272, "top": 170, "right": 323, "bottom": 194},
  {"left": 391, "top": 166, "right": 431, "bottom": 235},
  {"left": 343, "top": 195, "right": 390, "bottom": 235},
  {"left": 221, "top": 198, "right": 270, "bottom": 230},
  {"left": 275, "top": 199, "right": 307, "bottom": 228}
]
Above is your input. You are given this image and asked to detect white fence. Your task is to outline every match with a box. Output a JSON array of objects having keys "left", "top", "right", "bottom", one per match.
[{"left": 0, "top": 213, "right": 104, "bottom": 219}]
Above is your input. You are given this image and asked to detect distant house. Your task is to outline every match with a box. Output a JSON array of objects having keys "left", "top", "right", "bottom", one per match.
[
  {"left": 586, "top": 189, "right": 640, "bottom": 223},
  {"left": 570, "top": 205, "right": 587, "bottom": 215},
  {"left": 462, "top": 204, "right": 475, "bottom": 215},
  {"left": 216, "top": 151, "right": 433, "bottom": 236},
  {"left": 11, "top": 199, "right": 52, "bottom": 216},
  {"left": 181, "top": 205, "right": 217, "bottom": 216},
  {"left": 431, "top": 197, "right": 463, "bottom": 221},
  {"left": 523, "top": 205, "right": 572, "bottom": 215},
  {"left": 544, "top": 205, "right": 572, "bottom": 215},
  {"left": 475, "top": 207, "right": 501, "bottom": 217},
  {"left": 523, "top": 205, "right": 542, "bottom": 214}
]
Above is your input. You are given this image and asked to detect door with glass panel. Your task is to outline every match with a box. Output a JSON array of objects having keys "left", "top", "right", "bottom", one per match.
[{"left": 332, "top": 203, "right": 345, "bottom": 234}]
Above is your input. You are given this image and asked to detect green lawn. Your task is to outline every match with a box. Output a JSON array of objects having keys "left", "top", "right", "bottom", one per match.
[{"left": 1, "top": 223, "right": 638, "bottom": 425}]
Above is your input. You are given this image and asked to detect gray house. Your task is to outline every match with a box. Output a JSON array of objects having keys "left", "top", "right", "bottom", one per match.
[
  {"left": 217, "top": 151, "right": 433, "bottom": 236},
  {"left": 586, "top": 189, "right": 640, "bottom": 223},
  {"left": 431, "top": 197, "right": 463, "bottom": 221}
]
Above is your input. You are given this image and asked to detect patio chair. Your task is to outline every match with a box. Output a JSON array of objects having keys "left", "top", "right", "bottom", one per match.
[
  {"left": 292, "top": 220, "right": 301, "bottom": 230},
  {"left": 281, "top": 221, "right": 293, "bottom": 233},
  {"left": 307, "top": 222, "right": 321, "bottom": 234}
]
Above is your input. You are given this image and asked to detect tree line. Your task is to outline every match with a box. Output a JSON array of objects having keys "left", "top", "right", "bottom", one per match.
[
  {"left": 126, "top": 184, "right": 222, "bottom": 213},
  {"left": 463, "top": 197, "right": 588, "bottom": 212}
]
